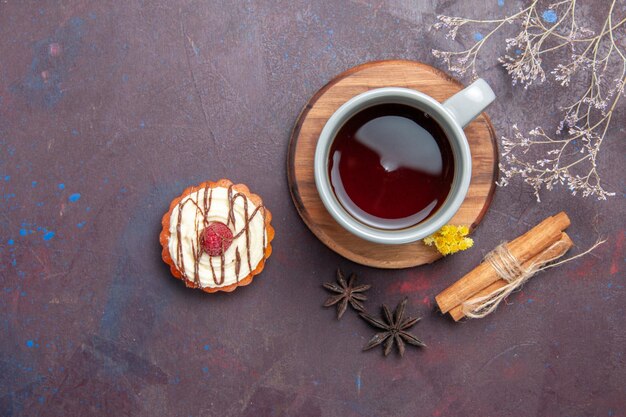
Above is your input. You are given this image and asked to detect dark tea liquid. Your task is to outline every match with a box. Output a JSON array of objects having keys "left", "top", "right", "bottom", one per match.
[{"left": 328, "top": 103, "right": 454, "bottom": 230}]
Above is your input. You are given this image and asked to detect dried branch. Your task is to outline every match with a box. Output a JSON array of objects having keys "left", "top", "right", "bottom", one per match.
[{"left": 432, "top": 0, "right": 624, "bottom": 200}]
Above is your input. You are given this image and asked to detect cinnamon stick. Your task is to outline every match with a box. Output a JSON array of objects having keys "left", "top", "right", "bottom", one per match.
[
  {"left": 435, "top": 212, "right": 570, "bottom": 314},
  {"left": 448, "top": 232, "right": 573, "bottom": 321}
]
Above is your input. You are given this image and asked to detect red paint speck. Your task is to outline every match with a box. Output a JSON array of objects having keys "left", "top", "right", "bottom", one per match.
[
  {"left": 432, "top": 394, "right": 457, "bottom": 416},
  {"left": 571, "top": 257, "right": 599, "bottom": 280},
  {"left": 424, "top": 347, "right": 448, "bottom": 363},
  {"left": 503, "top": 361, "right": 526, "bottom": 379},
  {"left": 49, "top": 42, "right": 62, "bottom": 56},
  {"left": 387, "top": 272, "right": 433, "bottom": 294},
  {"left": 610, "top": 230, "right": 624, "bottom": 275}
]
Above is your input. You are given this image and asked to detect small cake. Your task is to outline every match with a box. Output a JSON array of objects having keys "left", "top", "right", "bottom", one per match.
[{"left": 160, "top": 179, "right": 274, "bottom": 293}]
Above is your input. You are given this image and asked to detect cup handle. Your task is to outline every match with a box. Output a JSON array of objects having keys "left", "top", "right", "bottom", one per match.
[{"left": 442, "top": 78, "right": 495, "bottom": 128}]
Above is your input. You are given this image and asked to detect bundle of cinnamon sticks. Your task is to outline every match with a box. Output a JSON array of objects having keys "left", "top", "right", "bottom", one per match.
[{"left": 436, "top": 212, "right": 573, "bottom": 321}]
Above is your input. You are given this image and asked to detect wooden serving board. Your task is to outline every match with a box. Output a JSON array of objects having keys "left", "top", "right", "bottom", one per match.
[{"left": 287, "top": 60, "right": 498, "bottom": 269}]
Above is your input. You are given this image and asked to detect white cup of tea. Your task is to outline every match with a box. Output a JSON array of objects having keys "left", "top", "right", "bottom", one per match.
[{"left": 314, "top": 79, "right": 495, "bottom": 244}]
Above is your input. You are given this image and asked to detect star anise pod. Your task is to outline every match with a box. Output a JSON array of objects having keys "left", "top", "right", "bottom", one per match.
[
  {"left": 323, "top": 268, "right": 371, "bottom": 319},
  {"left": 360, "top": 297, "right": 425, "bottom": 357}
]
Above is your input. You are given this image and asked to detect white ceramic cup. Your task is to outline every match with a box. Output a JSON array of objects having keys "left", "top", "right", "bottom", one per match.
[{"left": 314, "top": 79, "right": 496, "bottom": 244}]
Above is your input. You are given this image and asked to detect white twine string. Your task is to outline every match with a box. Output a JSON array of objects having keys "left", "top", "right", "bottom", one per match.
[{"left": 462, "top": 238, "right": 607, "bottom": 319}]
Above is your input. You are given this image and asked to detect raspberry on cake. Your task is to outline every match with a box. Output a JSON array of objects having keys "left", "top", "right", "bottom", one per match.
[
  {"left": 160, "top": 179, "right": 274, "bottom": 293},
  {"left": 201, "top": 222, "right": 234, "bottom": 256}
]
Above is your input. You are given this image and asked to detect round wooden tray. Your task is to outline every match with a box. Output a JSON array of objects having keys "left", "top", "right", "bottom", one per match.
[{"left": 287, "top": 60, "right": 498, "bottom": 269}]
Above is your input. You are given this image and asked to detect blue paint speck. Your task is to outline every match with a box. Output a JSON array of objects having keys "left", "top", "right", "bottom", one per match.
[
  {"left": 498, "top": 0, "right": 504, "bottom": 5},
  {"left": 608, "top": 411, "right": 614, "bottom": 417},
  {"left": 542, "top": 10, "right": 557, "bottom": 23},
  {"left": 37, "top": 202, "right": 44, "bottom": 207},
  {"left": 327, "top": 29, "right": 334, "bottom": 35},
  {"left": 32, "top": 181, "right": 37, "bottom": 187},
  {"left": 356, "top": 374, "right": 362, "bottom": 391},
  {"left": 608, "top": 282, "right": 613, "bottom": 288},
  {"left": 20, "top": 291, "right": 27, "bottom": 297},
  {"left": 42, "top": 231, "right": 55, "bottom": 241},
  {"left": 7, "top": 239, "right": 14, "bottom": 245},
  {"left": 26, "top": 340, "right": 34, "bottom": 348},
  {"left": 38, "top": 396, "right": 45, "bottom": 404},
  {"left": 86, "top": 206, "right": 91, "bottom": 212},
  {"left": 71, "top": 128, "right": 79, "bottom": 136},
  {"left": 122, "top": 74, "right": 129, "bottom": 82},
  {"left": 58, "top": 183, "right": 65, "bottom": 190},
  {"left": 4, "top": 175, "right": 9, "bottom": 181},
  {"left": 19, "top": 228, "right": 28, "bottom": 236},
  {"left": 474, "top": 32, "right": 484, "bottom": 41},
  {"left": 68, "top": 193, "right": 81, "bottom": 202},
  {"left": 77, "top": 221, "right": 86, "bottom": 228},
  {"left": 88, "top": 12, "right": 97, "bottom": 20},
  {"left": 202, "top": 366, "right": 209, "bottom": 374},
  {"left": 527, "top": 298, "right": 534, "bottom": 304},
  {"left": 139, "top": 120, "right": 146, "bottom": 129},
  {"left": 203, "top": 344, "right": 211, "bottom": 351}
]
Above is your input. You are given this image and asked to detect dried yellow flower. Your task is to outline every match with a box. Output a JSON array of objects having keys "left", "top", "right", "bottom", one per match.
[{"left": 423, "top": 225, "right": 474, "bottom": 256}]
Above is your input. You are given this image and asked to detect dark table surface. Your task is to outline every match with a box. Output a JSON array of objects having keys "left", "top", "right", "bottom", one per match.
[{"left": 1, "top": 1, "right": 625, "bottom": 416}]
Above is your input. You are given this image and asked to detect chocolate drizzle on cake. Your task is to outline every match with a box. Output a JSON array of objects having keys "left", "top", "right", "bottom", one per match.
[
  {"left": 172, "top": 184, "right": 266, "bottom": 288},
  {"left": 235, "top": 249, "right": 241, "bottom": 278}
]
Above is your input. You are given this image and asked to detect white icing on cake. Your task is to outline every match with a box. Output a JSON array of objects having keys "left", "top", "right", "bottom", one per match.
[{"left": 168, "top": 186, "right": 266, "bottom": 288}]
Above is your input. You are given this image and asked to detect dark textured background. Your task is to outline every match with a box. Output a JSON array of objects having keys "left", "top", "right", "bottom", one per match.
[{"left": 1, "top": 1, "right": 624, "bottom": 416}]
